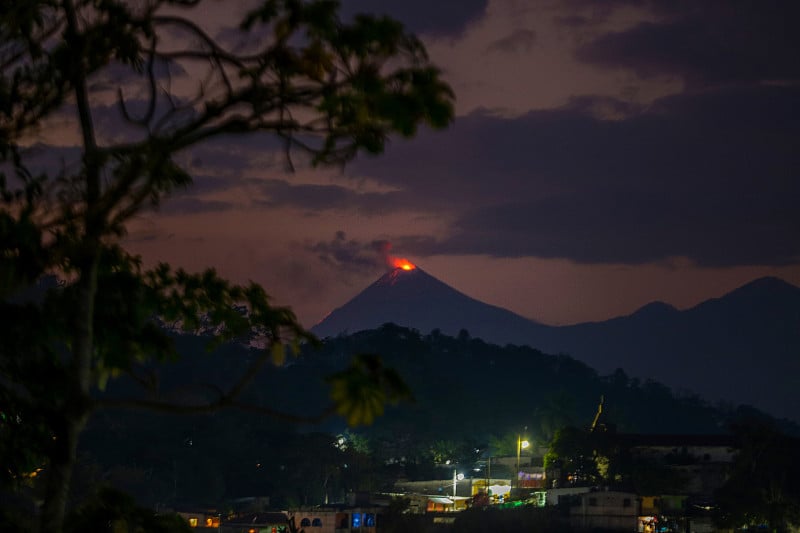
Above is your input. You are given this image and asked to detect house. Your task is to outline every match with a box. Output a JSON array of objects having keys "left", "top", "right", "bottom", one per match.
[
  {"left": 286, "top": 507, "right": 382, "bottom": 533},
  {"left": 567, "top": 489, "right": 639, "bottom": 532},
  {"left": 545, "top": 486, "right": 592, "bottom": 507},
  {"left": 394, "top": 477, "right": 512, "bottom": 511},
  {"left": 176, "top": 510, "right": 221, "bottom": 529},
  {"left": 221, "top": 512, "right": 290, "bottom": 533},
  {"left": 620, "top": 433, "right": 737, "bottom": 498},
  {"left": 220, "top": 505, "right": 387, "bottom": 533}
]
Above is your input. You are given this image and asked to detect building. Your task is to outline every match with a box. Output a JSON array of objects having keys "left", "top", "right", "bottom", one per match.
[
  {"left": 220, "top": 508, "right": 383, "bottom": 533},
  {"left": 394, "top": 477, "right": 512, "bottom": 512},
  {"left": 620, "top": 433, "right": 737, "bottom": 498},
  {"left": 567, "top": 489, "right": 639, "bottom": 531},
  {"left": 287, "top": 508, "right": 380, "bottom": 533},
  {"left": 221, "top": 512, "right": 290, "bottom": 533},
  {"left": 177, "top": 510, "right": 221, "bottom": 529}
]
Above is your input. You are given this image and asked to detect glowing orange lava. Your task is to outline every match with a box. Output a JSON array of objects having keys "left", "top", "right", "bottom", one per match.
[{"left": 392, "top": 258, "right": 416, "bottom": 271}]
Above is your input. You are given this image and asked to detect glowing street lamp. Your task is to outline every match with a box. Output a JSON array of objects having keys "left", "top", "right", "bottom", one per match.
[{"left": 453, "top": 469, "right": 464, "bottom": 498}]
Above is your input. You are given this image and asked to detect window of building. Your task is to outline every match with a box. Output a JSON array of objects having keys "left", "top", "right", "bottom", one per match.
[
  {"left": 300, "top": 518, "right": 311, "bottom": 527},
  {"left": 311, "top": 518, "right": 322, "bottom": 527},
  {"left": 352, "top": 513, "right": 362, "bottom": 528},
  {"left": 364, "top": 513, "right": 376, "bottom": 526},
  {"left": 623, "top": 498, "right": 631, "bottom": 507}
]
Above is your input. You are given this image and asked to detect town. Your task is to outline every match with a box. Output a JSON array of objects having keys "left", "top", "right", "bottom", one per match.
[{"left": 2, "top": 0, "right": 799, "bottom": 532}]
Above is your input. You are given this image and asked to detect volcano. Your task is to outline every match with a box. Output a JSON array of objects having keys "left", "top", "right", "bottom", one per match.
[{"left": 311, "top": 266, "right": 549, "bottom": 343}]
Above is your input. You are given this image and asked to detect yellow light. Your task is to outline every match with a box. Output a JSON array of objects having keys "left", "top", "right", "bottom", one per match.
[
  {"left": 206, "top": 518, "right": 213, "bottom": 526},
  {"left": 521, "top": 440, "right": 530, "bottom": 449},
  {"left": 189, "top": 517, "right": 198, "bottom": 527}
]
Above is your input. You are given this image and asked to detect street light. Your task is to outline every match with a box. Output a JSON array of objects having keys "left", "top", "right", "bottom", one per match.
[
  {"left": 515, "top": 433, "right": 530, "bottom": 495},
  {"left": 453, "top": 469, "right": 464, "bottom": 498}
]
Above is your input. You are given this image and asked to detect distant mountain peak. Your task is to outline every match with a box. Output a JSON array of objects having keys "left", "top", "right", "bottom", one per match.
[
  {"left": 311, "top": 265, "right": 546, "bottom": 341},
  {"left": 692, "top": 276, "right": 800, "bottom": 312},
  {"left": 631, "top": 300, "right": 678, "bottom": 317},
  {"left": 732, "top": 276, "right": 799, "bottom": 294}
]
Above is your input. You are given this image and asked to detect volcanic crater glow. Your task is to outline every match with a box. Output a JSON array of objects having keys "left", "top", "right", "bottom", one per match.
[{"left": 392, "top": 258, "right": 416, "bottom": 271}]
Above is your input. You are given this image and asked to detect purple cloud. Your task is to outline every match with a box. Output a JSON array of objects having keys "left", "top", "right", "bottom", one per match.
[
  {"left": 575, "top": 0, "right": 800, "bottom": 85},
  {"left": 304, "top": 231, "right": 390, "bottom": 274},
  {"left": 339, "top": 0, "right": 487, "bottom": 37},
  {"left": 351, "top": 84, "right": 800, "bottom": 266}
]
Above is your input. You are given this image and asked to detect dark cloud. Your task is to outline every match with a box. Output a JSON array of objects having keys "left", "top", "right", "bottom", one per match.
[
  {"left": 304, "top": 231, "right": 391, "bottom": 274},
  {"left": 553, "top": 15, "right": 592, "bottom": 28},
  {"left": 486, "top": 29, "right": 537, "bottom": 54},
  {"left": 562, "top": 95, "right": 642, "bottom": 119},
  {"left": 71, "top": 102, "right": 286, "bottom": 173},
  {"left": 252, "top": 178, "right": 425, "bottom": 214},
  {"left": 352, "top": 84, "right": 800, "bottom": 267},
  {"left": 339, "top": 0, "right": 487, "bottom": 37},
  {"left": 9, "top": 143, "right": 241, "bottom": 216},
  {"left": 182, "top": 132, "right": 287, "bottom": 176},
  {"left": 434, "top": 188, "right": 799, "bottom": 266},
  {"left": 566, "top": 0, "right": 644, "bottom": 5},
  {"left": 155, "top": 196, "right": 235, "bottom": 215},
  {"left": 386, "top": 234, "right": 441, "bottom": 256},
  {"left": 153, "top": 174, "right": 239, "bottom": 209},
  {"left": 575, "top": 0, "right": 800, "bottom": 85},
  {"left": 180, "top": 174, "right": 235, "bottom": 195},
  {"left": 256, "top": 180, "right": 351, "bottom": 210},
  {"left": 552, "top": 0, "right": 644, "bottom": 28},
  {"left": 212, "top": 1, "right": 487, "bottom": 51},
  {"left": 14, "top": 144, "right": 82, "bottom": 178}
]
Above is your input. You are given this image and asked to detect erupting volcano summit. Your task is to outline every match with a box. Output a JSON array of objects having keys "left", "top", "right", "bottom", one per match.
[{"left": 311, "top": 264, "right": 547, "bottom": 342}]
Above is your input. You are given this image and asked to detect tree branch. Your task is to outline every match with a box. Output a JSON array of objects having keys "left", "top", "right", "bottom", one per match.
[
  {"left": 150, "top": 15, "right": 251, "bottom": 68},
  {"left": 116, "top": 36, "right": 159, "bottom": 129}
]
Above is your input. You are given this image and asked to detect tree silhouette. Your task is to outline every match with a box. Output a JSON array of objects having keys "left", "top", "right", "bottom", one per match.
[
  {"left": 0, "top": 1, "right": 452, "bottom": 531},
  {"left": 715, "top": 419, "right": 800, "bottom": 532}
]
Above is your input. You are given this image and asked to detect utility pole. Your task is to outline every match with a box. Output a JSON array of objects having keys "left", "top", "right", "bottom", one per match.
[{"left": 516, "top": 427, "right": 529, "bottom": 498}]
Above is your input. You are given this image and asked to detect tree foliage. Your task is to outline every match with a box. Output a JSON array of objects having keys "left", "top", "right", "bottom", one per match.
[
  {"left": 544, "top": 426, "right": 688, "bottom": 495},
  {"left": 0, "top": 1, "right": 453, "bottom": 531},
  {"left": 64, "top": 487, "right": 192, "bottom": 533},
  {"left": 544, "top": 426, "right": 602, "bottom": 487},
  {"left": 715, "top": 419, "right": 800, "bottom": 532}
]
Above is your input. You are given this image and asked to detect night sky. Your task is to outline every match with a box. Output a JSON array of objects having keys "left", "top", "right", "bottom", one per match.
[{"left": 47, "top": 0, "right": 800, "bottom": 328}]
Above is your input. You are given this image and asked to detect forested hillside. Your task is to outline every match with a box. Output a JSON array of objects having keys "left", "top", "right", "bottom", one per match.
[{"left": 72, "top": 324, "right": 798, "bottom": 509}]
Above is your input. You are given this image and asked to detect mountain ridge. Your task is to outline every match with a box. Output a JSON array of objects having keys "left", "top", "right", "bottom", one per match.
[{"left": 313, "top": 270, "right": 800, "bottom": 422}]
